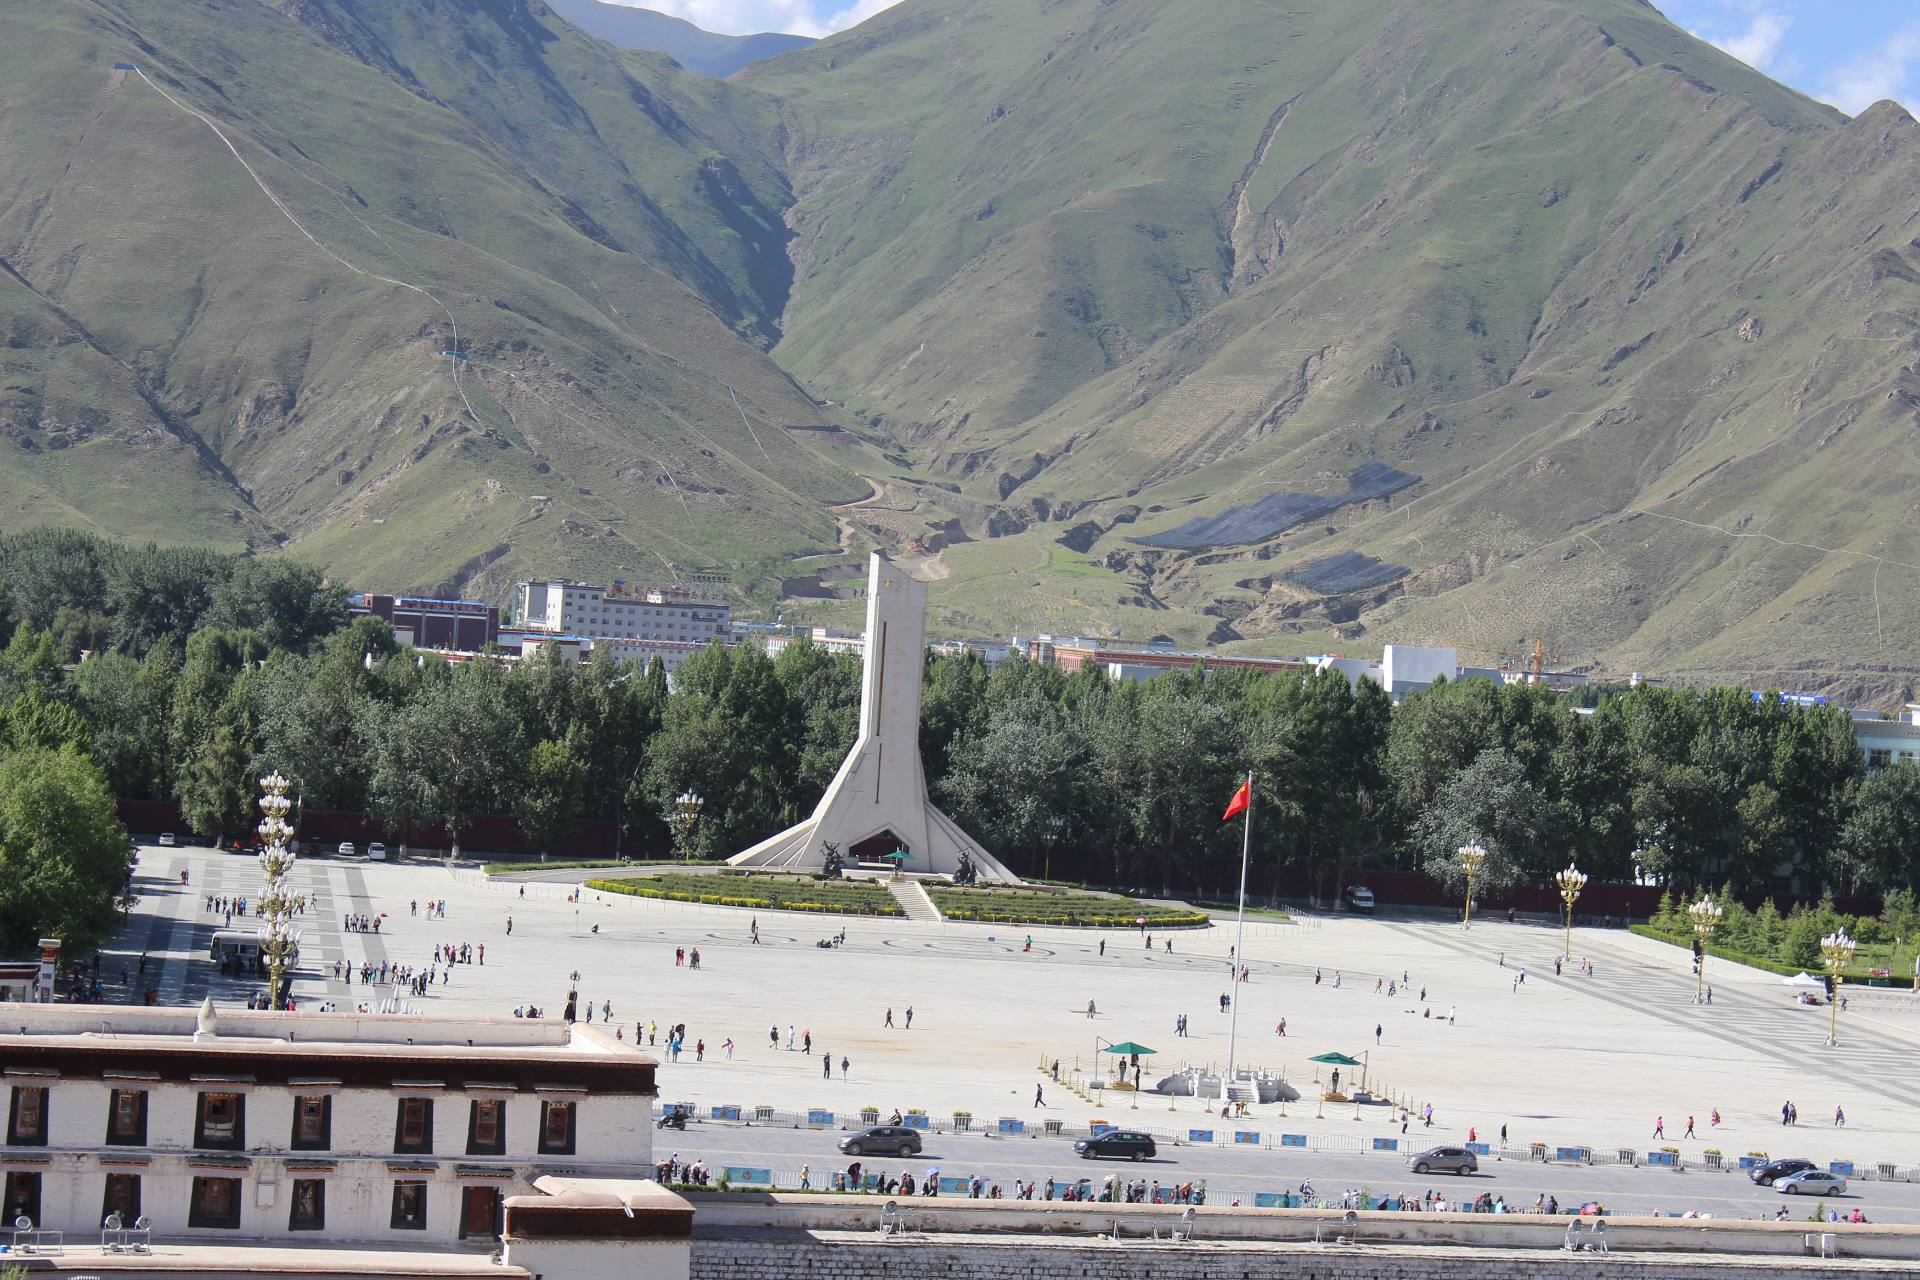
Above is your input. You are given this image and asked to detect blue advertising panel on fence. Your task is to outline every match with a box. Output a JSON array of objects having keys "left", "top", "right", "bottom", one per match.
[
  {"left": 1555, "top": 1147, "right": 1590, "bottom": 1162},
  {"left": 1281, "top": 1134, "right": 1307, "bottom": 1148},
  {"left": 807, "top": 1110, "right": 834, "bottom": 1126},
  {"left": 1466, "top": 1143, "right": 1490, "bottom": 1156},
  {"left": 1091, "top": 1122, "right": 1117, "bottom": 1137},
  {"left": 1254, "top": 1192, "right": 1293, "bottom": 1208},
  {"left": 938, "top": 1177, "right": 973, "bottom": 1196},
  {"left": 1188, "top": 1130, "right": 1216, "bottom": 1143},
  {"left": 1372, "top": 1138, "right": 1398, "bottom": 1151},
  {"left": 1830, "top": 1161, "right": 1854, "bottom": 1176},
  {"left": 1235, "top": 1131, "right": 1261, "bottom": 1145},
  {"left": 723, "top": 1167, "right": 773, "bottom": 1186},
  {"left": 1738, "top": 1156, "right": 1767, "bottom": 1170},
  {"left": 711, "top": 1105, "right": 742, "bottom": 1121},
  {"left": 1646, "top": 1151, "right": 1676, "bottom": 1166},
  {"left": 902, "top": 1114, "right": 930, "bottom": 1128},
  {"left": 998, "top": 1119, "right": 1025, "bottom": 1134}
]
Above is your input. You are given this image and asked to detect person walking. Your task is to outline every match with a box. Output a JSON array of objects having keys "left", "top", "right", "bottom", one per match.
[
  {"left": 1835, "top": 1106, "right": 1846, "bottom": 1127},
  {"left": 803, "top": 1030, "right": 812, "bottom": 1055},
  {"left": 1375, "top": 1023, "right": 1382, "bottom": 1045},
  {"left": 723, "top": 1037, "right": 734, "bottom": 1059},
  {"left": 823, "top": 1054, "right": 832, "bottom": 1079},
  {"left": 905, "top": 1006, "right": 914, "bottom": 1029},
  {"left": 1099, "top": 939, "right": 1106, "bottom": 956},
  {"left": 840, "top": 1055, "right": 850, "bottom": 1081},
  {"left": 885, "top": 1007, "right": 894, "bottom": 1028},
  {"left": 1035, "top": 1083, "right": 1045, "bottom": 1108},
  {"left": 1652, "top": 1116, "right": 1665, "bottom": 1140},
  {"left": 1684, "top": 1116, "right": 1695, "bottom": 1139}
]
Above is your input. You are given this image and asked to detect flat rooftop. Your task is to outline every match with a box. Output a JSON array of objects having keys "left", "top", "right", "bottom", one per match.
[{"left": 0, "top": 1005, "right": 655, "bottom": 1091}]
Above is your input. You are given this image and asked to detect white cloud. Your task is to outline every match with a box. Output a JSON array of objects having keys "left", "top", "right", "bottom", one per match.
[
  {"left": 605, "top": 0, "right": 903, "bottom": 37},
  {"left": 1712, "top": 10, "right": 1790, "bottom": 70},
  {"left": 1822, "top": 23, "right": 1920, "bottom": 115}
]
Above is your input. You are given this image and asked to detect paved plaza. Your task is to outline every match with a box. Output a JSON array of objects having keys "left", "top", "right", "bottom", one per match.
[{"left": 105, "top": 844, "right": 1920, "bottom": 1175}]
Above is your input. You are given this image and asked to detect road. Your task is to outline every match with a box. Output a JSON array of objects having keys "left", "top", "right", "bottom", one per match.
[{"left": 655, "top": 1123, "right": 1920, "bottom": 1221}]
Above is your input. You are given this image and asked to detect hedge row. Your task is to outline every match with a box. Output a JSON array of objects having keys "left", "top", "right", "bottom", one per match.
[
  {"left": 938, "top": 908, "right": 1211, "bottom": 929},
  {"left": 1630, "top": 925, "right": 1914, "bottom": 989},
  {"left": 585, "top": 878, "right": 904, "bottom": 917}
]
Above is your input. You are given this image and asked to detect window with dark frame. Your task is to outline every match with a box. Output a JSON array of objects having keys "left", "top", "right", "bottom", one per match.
[
  {"left": 194, "top": 1092, "right": 245, "bottom": 1150},
  {"left": 467, "top": 1099, "right": 505, "bottom": 1155},
  {"left": 102, "top": 1172, "right": 142, "bottom": 1223},
  {"left": 390, "top": 1180, "right": 428, "bottom": 1230},
  {"left": 188, "top": 1175, "right": 241, "bottom": 1229},
  {"left": 289, "top": 1178, "right": 325, "bottom": 1231},
  {"left": 538, "top": 1100, "right": 575, "bottom": 1155},
  {"left": 7, "top": 1085, "right": 48, "bottom": 1145},
  {"left": 394, "top": 1097, "right": 433, "bottom": 1154},
  {"left": 292, "top": 1096, "right": 331, "bottom": 1151},
  {"left": 2, "top": 1170, "right": 39, "bottom": 1224},
  {"left": 106, "top": 1089, "right": 147, "bottom": 1146}
]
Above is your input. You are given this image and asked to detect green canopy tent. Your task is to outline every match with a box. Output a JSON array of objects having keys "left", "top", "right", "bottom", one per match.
[
  {"left": 1308, "top": 1050, "right": 1367, "bottom": 1090},
  {"left": 1102, "top": 1042, "right": 1158, "bottom": 1057}
]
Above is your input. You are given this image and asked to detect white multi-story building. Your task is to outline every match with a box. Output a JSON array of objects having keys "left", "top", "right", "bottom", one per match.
[
  {"left": 514, "top": 580, "right": 730, "bottom": 648},
  {"left": 0, "top": 1003, "right": 655, "bottom": 1247}
]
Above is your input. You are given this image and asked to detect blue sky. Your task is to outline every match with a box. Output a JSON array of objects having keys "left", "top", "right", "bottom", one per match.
[
  {"left": 629, "top": 0, "right": 1920, "bottom": 116},
  {"left": 1664, "top": 0, "right": 1920, "bottom": 113}
]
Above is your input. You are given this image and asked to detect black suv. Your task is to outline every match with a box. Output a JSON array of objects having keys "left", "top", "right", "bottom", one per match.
[
  {"left": 1750, "top": 1158, "right": 1815, "bottom": 1186},
  {"left": 838, "top": 1126, "right": 922, "bottom": 1157},
  {"left": 1074, "top": 1130, "right": 1157, "bottom": 1161}
]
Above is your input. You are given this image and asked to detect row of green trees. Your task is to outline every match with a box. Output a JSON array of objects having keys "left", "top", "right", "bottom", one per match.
[{"left": 4, "top": 527, "right": 1917, "bottom": 912}]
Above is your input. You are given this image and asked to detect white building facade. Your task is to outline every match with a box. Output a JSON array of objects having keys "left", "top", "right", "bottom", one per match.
[
  {"left": 0, "top": 1005, "right": 654, "bottom": 1247},
  {"left": 514, "top": 580, "right": 730, "bottom": 648}
]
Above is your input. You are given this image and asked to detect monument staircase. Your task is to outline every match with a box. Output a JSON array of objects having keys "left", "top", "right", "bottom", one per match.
[{"left": 886, "top": 879, "right": 943, "bottom": 923}]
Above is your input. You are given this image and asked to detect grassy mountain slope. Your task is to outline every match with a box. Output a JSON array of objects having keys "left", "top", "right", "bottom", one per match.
[
  {"left": 542, "top": 0, "right": 813, "bottom": 78},
  {"left": 747, "top": 0, "right": 1920, "bottom": 699},
  {"left": 0, "top": 0, "right": 866, "bottom": 599}
]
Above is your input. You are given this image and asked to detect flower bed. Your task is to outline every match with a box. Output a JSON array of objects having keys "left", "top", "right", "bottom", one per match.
[
  {"left": 587, "top": 873, "right": 903, "bottom": 916},
  {"left": 927, "top": 886, "right": 1207, "bottom": 928}
]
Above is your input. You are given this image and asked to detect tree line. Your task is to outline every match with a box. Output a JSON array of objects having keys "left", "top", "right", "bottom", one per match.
[{"left": 4, "top": 527, "right": 1918, "bottom": 945}]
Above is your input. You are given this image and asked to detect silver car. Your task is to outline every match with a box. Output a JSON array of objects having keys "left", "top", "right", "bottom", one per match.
[
  {"left": 1406, "top": 1145, "right": 1477, "bottom": 1175},
  {"left": 1776, "top": 1169, "right": 1847, "bottom": 1196}
]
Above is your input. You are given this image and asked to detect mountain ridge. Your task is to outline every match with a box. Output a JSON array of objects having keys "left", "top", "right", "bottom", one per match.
[
  {"left": 4, "top": 0, "right": 1920, "bottom": 700},
  {"left": 541, "top": 0, "right": 815, "bottom": 77}
]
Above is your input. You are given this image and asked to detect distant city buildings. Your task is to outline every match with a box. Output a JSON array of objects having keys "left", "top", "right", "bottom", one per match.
[
  {"left": 348, "top": 594, "right": 498, "bottom": 653},
  {"left": 513, "top": 578, "right": 730, "bottom": 647}
]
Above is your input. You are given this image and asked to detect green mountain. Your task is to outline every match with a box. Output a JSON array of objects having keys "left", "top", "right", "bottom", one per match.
[
  {"left": 746, "top": 0, "right": 1920, "bottom": 700},
  {"left": 541, "top": 0, "right": 814, "bottom": 77},
  {"left": 5, "top": 0, "right": 1920, "bottom": 698},
  {"left": 0, "top": 0, "right": 866, "bottom": 603}
]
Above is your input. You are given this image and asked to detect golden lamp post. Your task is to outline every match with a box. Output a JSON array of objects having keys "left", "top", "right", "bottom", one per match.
[
  {"left": 1457, "top": 844, "right": 1486, "bottom": 929},
  {"left": 1555, "top": 863, "right": 1586, "bottom": 959},
  {"left": 1688, "top": 896, "right": 1722, "bottom": 1005},
  {"left": 1821, "top": 928, "right": 1855, "bottom": 1047}
]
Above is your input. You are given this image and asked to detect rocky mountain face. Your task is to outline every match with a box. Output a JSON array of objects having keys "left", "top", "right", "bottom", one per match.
[
  {"left": 748, "top": 0, "right": 1920, "bottom": 700},
  {"left": 4, "top": 0, "right": 1919, "bottom": 698}
]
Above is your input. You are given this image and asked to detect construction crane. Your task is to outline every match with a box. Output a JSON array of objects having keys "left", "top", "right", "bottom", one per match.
[{"left": 1452, "top": 638, "right": 1563, "bottom": 683}]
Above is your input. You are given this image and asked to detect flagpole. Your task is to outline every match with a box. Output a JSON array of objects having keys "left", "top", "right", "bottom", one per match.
[{"left": 1223, "top": 769, "right": 1252, "bottom": 1110}]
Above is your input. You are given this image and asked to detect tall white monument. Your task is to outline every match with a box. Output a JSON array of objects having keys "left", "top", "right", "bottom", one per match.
[{"left": 730, "top": 554, "right": 1018, "bottom": 883}]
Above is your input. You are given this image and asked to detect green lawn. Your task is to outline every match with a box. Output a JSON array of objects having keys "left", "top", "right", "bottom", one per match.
[
  {"left": 587, "top": 873, "right": 902, "bottom": 916},
  {"left": 927, "top": 885, "right": 1207, "bottom": 928}
]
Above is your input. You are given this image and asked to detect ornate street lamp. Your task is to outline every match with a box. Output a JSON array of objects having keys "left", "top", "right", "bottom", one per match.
[
  {"left": 1044, "top": 814, "right": 1065, "bottom": 882},
  {"left": 255, "top": 772, "right": 303, "bottom": 1010},
  {"left": 1457, "top": 845, "right": 1487, "bottom": 929},
  {"left": 1555, "top": 863, "right": 1586, "bottom": 959},
  {"left": 669, "top": 790, "right": 705, "bottom": 860},
  {"left": 1821, "top": 928, "right": 1856, "bottom": 1047},
  {"left": 1688, "top": 896, "right": 1722, "bottom": 1005}
]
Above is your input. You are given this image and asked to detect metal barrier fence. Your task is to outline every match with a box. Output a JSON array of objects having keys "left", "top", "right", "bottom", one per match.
[{"left": 667, "top": 1104, "right": 1920, "bottom": 1178}]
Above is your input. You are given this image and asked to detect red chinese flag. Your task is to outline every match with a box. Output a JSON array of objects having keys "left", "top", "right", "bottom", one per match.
[{"left": 1221, "top": 777, "right": 1250, "bottom": 822}]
